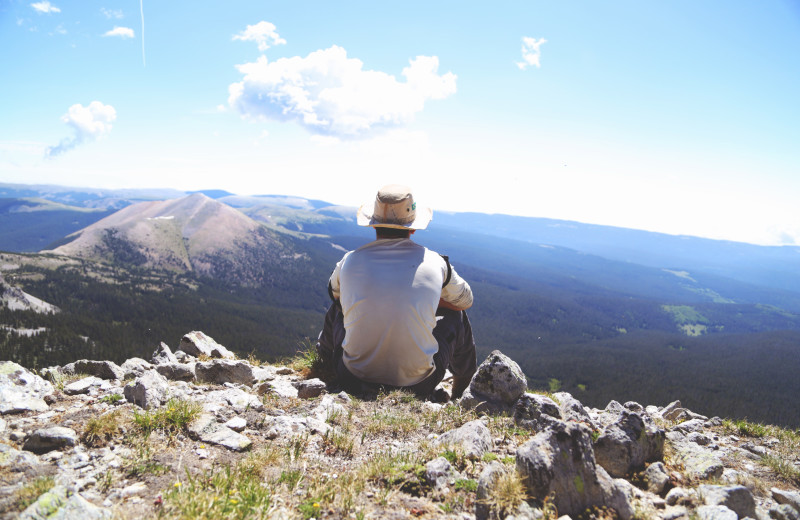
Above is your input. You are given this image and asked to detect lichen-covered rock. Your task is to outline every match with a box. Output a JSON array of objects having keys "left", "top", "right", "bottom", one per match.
[
  {"left": 425, "top": 457, "right": 458, "bottom": 490},
  {"left": 123, "top": 369, "right": 169, "bottom": 409},
  {"left": 19, "top": 484, "right": 111, "bottom": 519},
  {"left": 0, "top": 361, "right": 53, "bottom": 414},
  {"left": 436, "top": 420, "right": 493, "bottom": 460},
  {"left": 554, "top": 391, "right": 595, "bottom": 426},
  {"left": 666, "top": 431, "right": 724, "bottom": 480},
  {"left": 515, "top": 420, "right": 633, "bottom": 520},
  {"left": 594, "top": 410, "right": 665, "bottom": 477},
  {"left": 468, "top": 350, "right": 527, "bottom": 404},
  {"left": 195, "top": 359, "right": 255, "bottom": 385},
  {"left": 513, "top": 392, "right": 563, "bottom": 433},
  {"left": 773, "top": 488, "right": 800, "bottom": 514},
  {"left": 178, "top": 331, "right": 235, "bottom": 359}
]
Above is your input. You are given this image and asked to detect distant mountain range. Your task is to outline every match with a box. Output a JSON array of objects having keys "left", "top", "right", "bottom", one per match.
[{"left": 2, "top": 181, "right": 800, "bottom": 426}]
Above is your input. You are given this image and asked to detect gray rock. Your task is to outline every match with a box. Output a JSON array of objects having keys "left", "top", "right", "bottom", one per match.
[
  {"left": 62, "top": 360, "right": 123, "bottom": 381},
  {"left": 155, "top": 363, "right": 196, "bottom": 382},
  {"left": 623, "top": 401, "right": 644, "bottom": 413},
  {"left": 151, "top": 342, "right": 179, "bottom": 365},
  {"left": 554, "top": 391, "right": 594, "bottom": 425},
  {"left": 644, "top": 461, "right": 670, "bottom": 495},
  {"left": 262, "top": 415, "right": 328, "bottom": 439},
  {"left": 123, "top": 370, "right": 169, "bottom": 409},
  {"left": 515, "top": 420, "right": 633, "bottom": 519},
  {"left": 605, "top": 400, "right": 624, "bottom": 415},
  {"left": 63, "top": 376, "right": 104, "bottom": 395},
  {"left": 224, "top": 417, "right": 247, "bottom": 432},
  {"left": 0, "top": 442, "right": 41, "bottom": 476},
  {"left": 594, "top": 410, "right": 665, "bottom": 477},
  {"left": 437, "top": 420, "right": 493, "bottom": 460},
  {"left": 119, "top": 358, "right": 152, "bottom": 378},
  {"left": 425, "top": 456, "right": 458, "bottom": 489},
  {"left": 671, "top": 418, "right": 706, "bottom": 434},
  {"left": 257, "top": 378, "right": 299, "bottom": 398},
  {"left": 19, "top": 485, "right": 111, "bottom": 519},
  {"left": 771, "top": 504, "right": 800, "bottom": 520},
  {"left": 773, "top": 488, "right": 800, "bottom": 513},
  {"left": 293, "top": 378, "right": 326, "bottom": 399},
  {"left": 476, "top": 461, "right": 506, "bottom": 520},
  {"left": 696, "top": 505, "right": 738, "bottom": 520},
  {"left": 205, "top": 388, "right": 264, "bottom": 413},
  {"left": 23, "top": 426, "right": 78, "bottom": 453},
  {"left": 468, "top": 350, "right": 527, "bottom": 404},
  {"left": 195, "top": 359, "right": 255, "bottom": 385},
  {"left": 665, "top": 487, "right": 696, "bottom": 507},
  {"left": 187, "top": 413, "right": 251, "bottom": 451},
  {"left": 513, "top": 393, "right": 563, "bottom": 432},
  {"left": 667, "top": 434, "right": 724, "bottom": 480},
  {"left": 698, "top": 485, "right": 756, "bottom": 519},
  {"left": 0, "top": 361, "right": 53, "bottom": 414},
  {"left": 660, "top": 400, "right": 684, "bottom": 421},
  {"left": 178, "top": 331, "right": 235, "bottom": 359}
]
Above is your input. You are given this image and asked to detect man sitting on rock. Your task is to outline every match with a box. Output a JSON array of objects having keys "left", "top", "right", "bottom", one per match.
[{"left": 317, "top": 184, "right": 477, "bottom": 400}]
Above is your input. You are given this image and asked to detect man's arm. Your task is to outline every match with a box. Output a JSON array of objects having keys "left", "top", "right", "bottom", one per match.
[
  {"left": 438, "top": 298, "right": 469, "bottom": 311},
  {"left": 440, "top": 262, "right": 473, "bottom": 310}
]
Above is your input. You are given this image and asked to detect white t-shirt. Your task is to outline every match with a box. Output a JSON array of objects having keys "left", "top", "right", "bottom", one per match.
[{"left": 329, "top": 238, "right": 473, "bottom": 386}]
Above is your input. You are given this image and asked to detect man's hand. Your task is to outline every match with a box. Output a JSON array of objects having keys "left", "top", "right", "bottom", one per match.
[{"left": 438, "top": 298, "right": 469, "bottom": 311}]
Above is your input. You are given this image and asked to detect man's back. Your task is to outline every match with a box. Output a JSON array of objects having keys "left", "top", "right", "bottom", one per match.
[{"left": 332, "top": 238, "right": 447, "bottom": 386}]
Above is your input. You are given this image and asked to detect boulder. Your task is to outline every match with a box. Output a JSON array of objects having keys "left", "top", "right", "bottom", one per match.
[
  {"left": 187, "top": 413, "right": 252, "bottom": 452},
  {"left": 515, "top": 420, "right": 633, "bottom": 519},
  {"left": 696, "top": 504, "right": 738, "bottom": 520},
  {"left": 151, "top": 342, "right": 179, "bottom": 365},
  {"left": 120, "top": 358, "right": 152, "bottom": 378},
  {"left": 554, "top": 391, "right": 595, "bottom": 426},
  {"left": 773, "top": 488, "right": 800, "bottom": 513},
  {"left": 436, "top": 420, "right": 493, "bottom": 460},
  {"left": 469, "top": 350, "right": 527, "bottom": 403},
  {"left": 19, "top": 485, "right": 111, "bottom": 519},
  {"left": 424, "top": 457, "right": 458, "bottom": 490},
  {"left": 23, "top": 426, "right": 78, "bottom": 453},
  {"left": 698, "top": 485, "right": 757, "bottom": 519},
  {"left": 178, "top": 331, "right": 235, "bottom": 359},
  {"left": 195, "top": 359, "right": 255, "bottom": 385},
  {"left": 594, "top": 410, "right": 665, "bottom": 477},
  {"left": 0, "top": 361, "right": 53, "bottom": 414},
  {"left": 293, "top": 378, "right": 327, "bottom": 399},
  {"left": 666, "top": 431, "right": 724, "bottom": 480},
  {"left": 644, "top": 461, "right": 670, "bottom": 495},
  {"left": 62, "top": 360, "right": 123, "bottom": 381},
  {"left": 155, "top": 363, "right": 196, "bottom": 382},
  {"left": 63, "top": 376, "right": 105, "bottom": 395},
  {"left": 123, "top": 370, "right": 169, "bottom": 409},
  {"left": 513, "top": 393, "right": 563, "bottom": 433}
]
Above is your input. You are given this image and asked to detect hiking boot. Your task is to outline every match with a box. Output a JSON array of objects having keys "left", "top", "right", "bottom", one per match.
[{"left": 451, "top": 375, "right": 472, "bottom": 400}]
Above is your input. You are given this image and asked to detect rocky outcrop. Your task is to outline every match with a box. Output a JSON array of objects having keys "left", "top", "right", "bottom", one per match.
[{"left": 1, "top": 342, "right": 799, "bottom": 520}]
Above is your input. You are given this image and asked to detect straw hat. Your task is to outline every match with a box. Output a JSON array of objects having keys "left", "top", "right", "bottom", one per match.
[{"left": 356, "top": 184, "right": 432, "bottom": 230}]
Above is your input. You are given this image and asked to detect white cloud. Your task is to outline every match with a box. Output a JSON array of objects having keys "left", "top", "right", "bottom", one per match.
[
  {"left": 45, "top": 101, "right": 117, "bottom": 158},
  {"left": 516, "top": 36, "right": 547, "bottom": 70},
  {"left": 101, "top": 8, "right": 124, "bottom": 19},
  {"left": 103, "top": 26, "right": 134, "bottom": 38},
  {"left": 232, "top": 21, "right": 286, "bottom": 52},
  {"left": 31, "top": 1, "right": 60, "bottom": 13},
  {"left": 228, "top": 46, "right": 457, "bottom": 139}
]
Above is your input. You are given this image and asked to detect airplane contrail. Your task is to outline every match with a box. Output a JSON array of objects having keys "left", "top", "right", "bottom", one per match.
[{"left": 140, "top": 0, "right": 146, "bottom": 66}]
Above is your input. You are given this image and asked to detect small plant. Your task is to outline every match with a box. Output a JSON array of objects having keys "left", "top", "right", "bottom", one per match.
[
  {"left": 454, "top": 478, "right": 478, "bottom": 492},
  {"left": 132, "top": 398, "right": 201, "bottom": 438},
  {"left": 478, "top": 470, "right": 528, "bottom": 518},
  {"left": 761, "top": 454, "right": 800, "bottom": 485},
  {"left": 82, "top": 409, "right": 124, "bottom": 447},
  {"left": 297, "top": 498, "right": 323, "bottom": 520},
  {"left": 276, "top": 468, "right": 304, "bottom": 490},
  {"left": 482, "top": 452, "right": 498, "bottom": 462},
  {"left": 10, "top": 476, "right": 55, "bottom": 512},
  {"left": 722, "top": 418, "right": 769, "bottom": 438},
  {"left": 99, "top": 393, "right": 123, "bottom": 404},
  {"left": 285, "top": 434, "right": 309, "bottom": 462},
  {"left": 321, "top": 428, "right": 356, "bottom": 458},
  {"left": 124, "top": 443, "right": 168, "bottom": 477}
]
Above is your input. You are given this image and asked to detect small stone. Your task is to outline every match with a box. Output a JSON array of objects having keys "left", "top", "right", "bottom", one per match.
[
  {"left": 224, "top": 417, "right": 247, "bottom": 432},
  {"left": 294, "top": 378, "right": 327, "bottom": 399},
  {"left": 22, "top": 426, "right": 78, "bottom": 453},
  {"left": 178, "top": 331, "right": 235, "bottom": 359}
]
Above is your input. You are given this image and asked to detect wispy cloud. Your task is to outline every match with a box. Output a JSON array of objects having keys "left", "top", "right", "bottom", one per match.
[
  {"left": 229, "top": 44, "right": 457, "bottom": 139},
  {"left": 45, "top": 101, "right": 117, "bottom": 158},
  {"left": 232, "top": 21, "right": 286, "bottom": 52},
  {"left": 103, "top": 26, "right": 134, "bottom": 38},
  {"left": 101, "top": 8, "right": 124, "bottom": 19},
  {"left": 516, "top": 36, "right": 547, "bottom": 70},
  {"left": 31, "top": 1, "right": 60, "bottom": 14}
]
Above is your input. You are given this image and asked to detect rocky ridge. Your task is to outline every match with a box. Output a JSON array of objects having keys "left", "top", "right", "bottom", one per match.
[{"left": 1, "top": 336, "right": 799, "bottom": 519}]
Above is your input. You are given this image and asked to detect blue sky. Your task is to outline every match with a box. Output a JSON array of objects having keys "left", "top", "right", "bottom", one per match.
[{"left": 2, "top": 1, "right": 799, "bottom": 246}]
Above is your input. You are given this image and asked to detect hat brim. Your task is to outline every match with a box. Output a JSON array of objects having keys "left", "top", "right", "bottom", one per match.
[{"left": 356, "top": 204, "right": 433, "bottom": 230}]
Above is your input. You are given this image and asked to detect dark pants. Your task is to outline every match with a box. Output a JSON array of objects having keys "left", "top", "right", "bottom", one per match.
[{"left": 316, "top": 301, "right": 477, "bottom": 398}]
